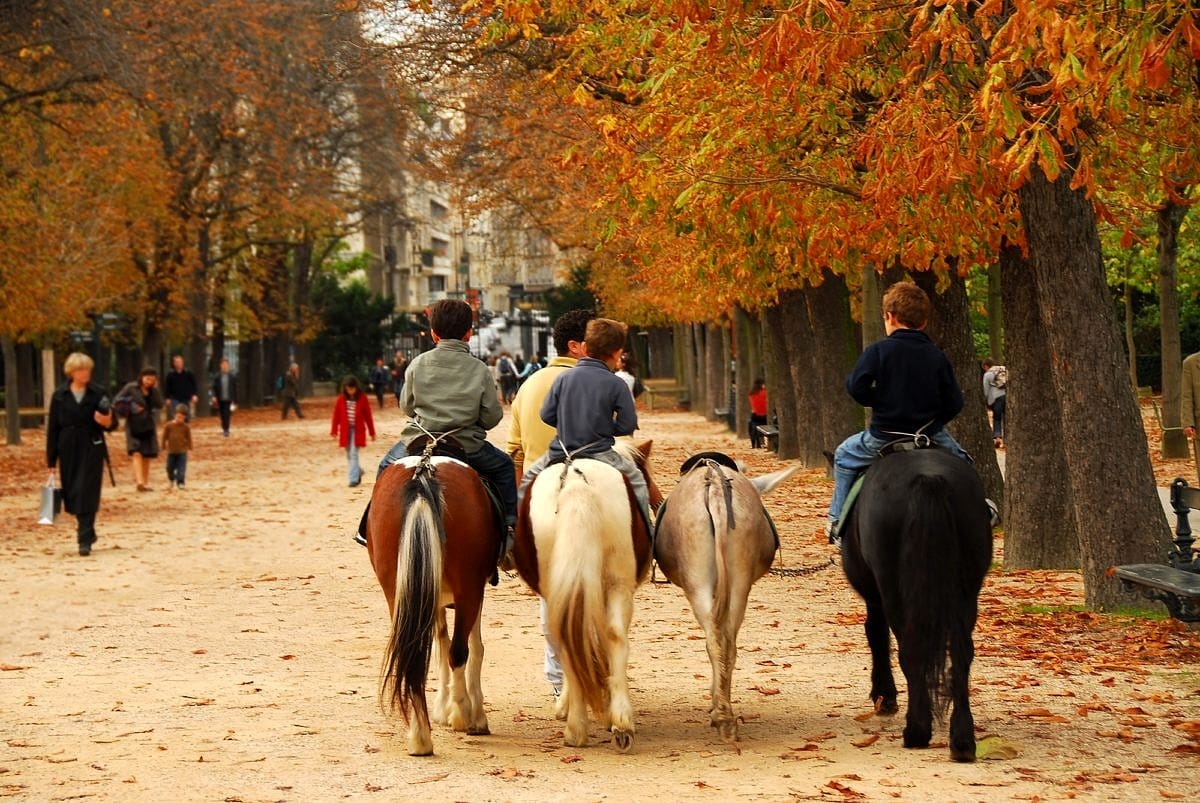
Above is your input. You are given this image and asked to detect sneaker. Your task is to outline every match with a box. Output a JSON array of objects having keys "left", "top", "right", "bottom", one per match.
[
  {"left": 551, "top": 685, "right": 562, "bottom": 701},
  {"left": 78, "top": 543, "right": 91, "bottom": 556},
  {"left": 985, "top": 498, "right": 1000, "bottom": 527},
  {"left": 354, "top": 532, "right": 367, "bottom": 547},
  {"left": 827, "top": 521, "right": 840, "bottom": 546}
]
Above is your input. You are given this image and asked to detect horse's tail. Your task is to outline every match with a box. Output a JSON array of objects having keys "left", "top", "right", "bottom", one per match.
[
  {"left": 708, "top": 479, "right": 733, "bottom": 675},
  {"left": 545, "top": 471, "right": 611, "bottom": 715},
  {"left": 899, "top": 473, "right": 962, "bottom": 719},
  {"left": 381, "top": 473, "right": 444, "bottom": 721}
]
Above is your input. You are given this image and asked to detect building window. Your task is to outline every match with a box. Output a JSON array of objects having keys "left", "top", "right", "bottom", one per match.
[
  {"left": 430, "top": 200, "right": 448, "bottom": 222},
  {"left": 428, "top": 275, "right": 446, "bottom": 293},
  {"left": 431, "top": 237, "right": 449, "bottom": 257}
]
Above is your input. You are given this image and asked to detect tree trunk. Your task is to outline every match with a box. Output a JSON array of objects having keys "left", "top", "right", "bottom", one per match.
[
  {"left": 999, "top": 243, "right": 1079, "bottom": 568},
  {"left": 704, "top": 321, "right": 724, "bottom": 422},
  {"left": 777, "top": 288, "right": 823, "bottom": 463},
  {"left": 806, "top": 273, "right": 862, "bottom": 460},
  {"left": 239, "top": 339, "right": 263, "bottom": 407},
  {"left": 672, "top": 324, "right": 688, "bottom": 388},
  {"left": 648, "top": 328, "right": 674, "bottom": 379},
  {"left": 913, "top": 269, "right": 1005, "bottom": 509},
  {"left": 2, "top": 336, "right": 21, "bottom": 445},
  {"left": 861, "top": 264, "right": 885, "bottom": 348},
  {"left": 17, "top": 343, "right": 36, "bottom": 407},
  {"left": 734, "top": 308, "right": 761, "bottom": 442},
  {"left": 41, "top": 348, "right": 56, "bottom": 412},
  {"left": 1158, "top": 199, "right": 1189, "bottom": 459},
  {"left": 692, "top": 323, "right": 706, "bottom": 415},
  {"left": 761, "top": 301, "right": 800, "bottom": 458},
  {"left": 987, "top": 258, "right": 1004, "bottom": 362},
  {"left": 1124, "top": 257, "right": 1138, "bottom": 392},
  {"left": 1018, "top": 164, "right": 1168, "bottom": 608}
]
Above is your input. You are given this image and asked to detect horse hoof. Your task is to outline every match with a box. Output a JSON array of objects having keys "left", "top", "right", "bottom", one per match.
[
  {"left": 950, "top": 745, "right": 977, "bottom": 763},
  {"left": 612, "top": 728, "right": 634, "bottom": 753},
  {"left": 467, "top": 724, "right": 490, "bottom": 736},
  {"left": 902, "top": 727, "right": 932, "bottom": 749},
  {"left": 873, "top": 696, "right": 899, "bottom": 716},
  {"left": 564, "top": 732, "right": 589, "bottom": 748}
]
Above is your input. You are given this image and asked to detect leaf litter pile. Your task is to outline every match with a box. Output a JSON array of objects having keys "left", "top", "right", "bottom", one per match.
[{"left": 0, "top": 403, "right": 1197, "bottom": 801}]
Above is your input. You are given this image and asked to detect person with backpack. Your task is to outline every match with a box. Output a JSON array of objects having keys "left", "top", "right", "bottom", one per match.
[
  {"left": 115, "top": 367, "right": 164, "bottom": 491},
  {"left": 982, "top": 358, "right": 1007, "bottom": 449},
  {"left": 368, "top": 357, "right": 390, "bottom": 410},
  {"left": 497, "top": 351, "right": 518, "bottom": 404}
]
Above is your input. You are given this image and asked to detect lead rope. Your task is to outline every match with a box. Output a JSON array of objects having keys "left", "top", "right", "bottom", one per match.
[{"left": 406, "top": 421, "right": 466, "bottom": 479}]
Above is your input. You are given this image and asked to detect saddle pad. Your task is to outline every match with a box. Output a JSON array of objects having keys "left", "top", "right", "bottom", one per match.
[
  {"left": 834, "top": 472, "right": 868, "bottom": 539},
  {"left": 387, "top": 455, "right": 468, "bottom": 471}
]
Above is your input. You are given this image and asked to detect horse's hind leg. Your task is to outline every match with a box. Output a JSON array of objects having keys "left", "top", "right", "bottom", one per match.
[
  {"left": 408, "top": 691, "right": 434, "bottom": 756},
  {"left": 865, "top": 600, "right": 898, "bottom": 715},
  {"left": 948, "top": 606, "right": 978, "bottom": 762},
  {"left": 431, "top": 608, "right": 451, "bottom": 726},
  {"left": 605, "top": 587, "right": 636, "bottom": 753},
  {"left": 898, "top": 639, "right": 932, "bottom": 748},
  {"left": 446, "top": 592, "right": 482, "bottom": 733},
  {"left": 465, "top": 611, "right": 490, "bottom": 735}
]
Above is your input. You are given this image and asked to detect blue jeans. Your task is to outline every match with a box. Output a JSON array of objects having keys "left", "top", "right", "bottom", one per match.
[
  {"left": 166, "top": 452, "right": 188, "bottom": 486},
  {"left": 378, "top": 439, "right": 517, "bottom": 525},
  {"left": 347, "top": 441, "right": 363, "bottom": 486},
  {"left": 990, "top": 395, "right": 1006, "bottom": 439},
  {"left": 828, "top": 429, "right": 971, "bottom": 525}
]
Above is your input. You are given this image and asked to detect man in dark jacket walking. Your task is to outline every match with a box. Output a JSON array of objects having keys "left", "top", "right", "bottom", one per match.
[
  {"left": 164, "top": 354, "right": 198, "bottom": 420},
  {"left": 211, "top": 357, "right": 237, "bottom": 437}
]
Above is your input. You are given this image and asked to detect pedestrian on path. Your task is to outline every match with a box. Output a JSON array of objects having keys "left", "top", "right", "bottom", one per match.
[
  {"left": 369, "top": 357, "right": 389, "bottom": 410},
  {"left": 115, "top": 367, "right": 164, "bottom": 492},
  {"left": 161, "top": 406, "right": 193, "bottom": 489},
  {"left": 748, "top": 378, "right": 768, "bottom": 448},
  {"left": 1182, "top": 351, "right": 1200, "bottom": 443},
  {"left": 46, "top": 352, "right": 117, "bottom": 556},
  {"left": 280, "top": 363, "right": 304, "bottom": 419},
  {"left": 331, "top": 375, "right": 375, "bottom": 487},
  {"left": 210, "top": 357, "right": 237, "bottom": 437},
  {"left": 164, "top": 354, "right": 199, "bottom": 420},
  {"left": 982, "top": 358, "right": 1007, "bottom": 448}
]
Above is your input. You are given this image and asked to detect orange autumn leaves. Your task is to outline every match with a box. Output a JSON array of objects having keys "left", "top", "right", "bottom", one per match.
[{"left": 445, "top": 1, "right": 1200, "bottom": 322}]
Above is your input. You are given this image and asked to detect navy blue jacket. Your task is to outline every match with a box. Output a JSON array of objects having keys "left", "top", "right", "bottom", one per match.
[
  {"left": 846, "top": 329, "right": 963, "bottom": 438},
  {"left": 540, "top": 357, "right": 637, "bottom": 460}
]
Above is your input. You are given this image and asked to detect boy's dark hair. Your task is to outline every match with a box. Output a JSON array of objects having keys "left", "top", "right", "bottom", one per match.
[
  {"left": 429, "top": 299, "right": 473, "bottom": 341},
  {"left": 585, "top": 318, "right": 628, "bottom": 359},
  {"left": 138, "top": 367, "right": 157, "bottom": 380},
  {"left": 982, "top": 358, "right": 995, "bottom": 370},
  {"left": 751, "top": 377, "right": 766, "bottom": 393},
  {"left": 552, "top": 309, "right": 596, "bottom": 355},
  {"left": 341, "top": 375, "right": 360, "bottom": 394},
  {"left": 882, "top": 281, "right": 932, "bottom": 329}
]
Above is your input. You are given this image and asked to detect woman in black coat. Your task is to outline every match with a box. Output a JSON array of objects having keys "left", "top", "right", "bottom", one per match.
[{"left": 47, "top": 353, "right": 115, "bottom": 556}]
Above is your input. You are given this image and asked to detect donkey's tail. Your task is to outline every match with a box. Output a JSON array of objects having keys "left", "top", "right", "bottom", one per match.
[
  {"left": 380, "top": 473, "right": 444, "bottom": 721},
  {"left": 545, "top": 472, "right": 611, "bottom": 716},
  {"left": 898, "top": 473, "right": 961, "bottom": 719}
]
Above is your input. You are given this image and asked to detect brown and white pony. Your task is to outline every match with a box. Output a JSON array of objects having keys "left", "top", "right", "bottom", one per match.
[
  {"left": 654, "top": 454, "right": 797, "bottom": 742},
  {"left": 366, "top": 454, "right": 502, "bottom": 756},
  {"left": 512, "top": 440, "right": 662, "bottom": 752}
]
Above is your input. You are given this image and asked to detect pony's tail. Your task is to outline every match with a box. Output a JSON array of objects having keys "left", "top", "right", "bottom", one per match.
[
  {"left": 381, "top": 474, "right": 444, "bottom": 721},
  {"left": 899, "top": 473, "right": 961, "bottom": 719},
  {"left": 709, "top": 486, "right": 733, "bottom": 675},
  {"left": 546, "top": 481, "right": 609, "bottom": 715}
]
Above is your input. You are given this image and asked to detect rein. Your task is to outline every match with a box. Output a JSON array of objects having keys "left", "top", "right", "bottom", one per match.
[
  {"left": 553, "top": 437, "right": 604, "bottom": 498},
  {"left": 877, "top": 420, "right": 936, "bottom": 450},
  {"left": 702, "top": 459, "right": 736, "bottom": 534},
  {"left": 408, "top": 422, "right": 465, "bottom": 479}
]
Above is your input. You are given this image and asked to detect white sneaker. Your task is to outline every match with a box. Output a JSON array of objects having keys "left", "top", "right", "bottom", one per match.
[{"left": 986, "top": 498, "right": 1000, "bottom": 527}]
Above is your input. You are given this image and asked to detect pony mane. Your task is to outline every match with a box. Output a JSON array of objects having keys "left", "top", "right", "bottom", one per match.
[{"left": 613, "top": 439, "right": 644, "bottom": 468}]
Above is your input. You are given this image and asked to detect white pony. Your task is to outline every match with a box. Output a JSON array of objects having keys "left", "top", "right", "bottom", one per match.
[
  {"left": 654, "top": 454, "right": 797, "bottom": 742},
  {"left": 516, "top": 441, "right": 656, "bottom": 752}
]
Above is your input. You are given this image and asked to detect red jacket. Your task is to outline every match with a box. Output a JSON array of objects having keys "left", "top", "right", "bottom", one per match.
[
  {"left": 749, "top": 388, "right": 768, "bottom": 417},
  {"left": 331, "top": 392, "right": 375, "bottom": 448}
]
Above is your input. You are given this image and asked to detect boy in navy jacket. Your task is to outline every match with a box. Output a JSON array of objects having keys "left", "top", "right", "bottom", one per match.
[{"left": 827, "top": 281, "right": 979, "bottom": 541}]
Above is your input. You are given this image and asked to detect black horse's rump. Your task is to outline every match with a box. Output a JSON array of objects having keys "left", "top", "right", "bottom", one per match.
[{"left": 841, "top": 448, "right": 992, "bottom": 762}]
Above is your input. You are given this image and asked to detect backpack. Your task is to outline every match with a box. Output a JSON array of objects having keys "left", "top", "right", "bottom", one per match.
[
  {"left": 498, "top": 358, "right": 514, "bottom": 377},
  {"left": 275, "top": 374, "right": 285, "bottom": 391},
  {"left": 992, "top": 365, "right": 1008, "bottom": 390}
]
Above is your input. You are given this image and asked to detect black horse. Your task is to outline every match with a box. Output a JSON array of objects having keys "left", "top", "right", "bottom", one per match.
[{"left": 841, "top": 447, "right": 992, "bottom": 762}]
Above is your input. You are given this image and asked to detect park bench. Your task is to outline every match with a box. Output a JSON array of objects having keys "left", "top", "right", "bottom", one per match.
[
  {"left": 1113, "top": 477, "right": 1200, "bottom": 622},
  {"left": 644, "top": 385, "right": 689, "bottom": 411},
  {"left": 19, "top": 403, "right": 47, "bottom": 429},
  {"left": 756, "top": 423, "right": 780, "bottom": 452},
  {"left": 713, "top": 406, "right": 733, "bottom": 431}
]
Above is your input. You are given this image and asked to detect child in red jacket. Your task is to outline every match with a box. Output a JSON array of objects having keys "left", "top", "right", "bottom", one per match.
[{"left": 331, "top": 375, "right": 376, "bottom": 487}]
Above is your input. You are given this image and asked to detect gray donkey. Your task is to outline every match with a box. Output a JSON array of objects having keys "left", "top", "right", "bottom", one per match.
[{"left": 654, "top": 453, "right": 798, "bottom": 742}]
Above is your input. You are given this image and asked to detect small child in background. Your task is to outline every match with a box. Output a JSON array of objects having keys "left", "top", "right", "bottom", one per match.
[
  {"left": 162, "top": 406, "right": 193, "bottom": 489},
  {"left": 331, "top": 375, "right": 376, "bottom": 487},
  {"left": 748, "top": 378, "right": 768, "bottom": 448}
]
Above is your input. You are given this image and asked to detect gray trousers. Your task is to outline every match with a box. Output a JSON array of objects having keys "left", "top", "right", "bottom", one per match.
[{"left": 519, "top": 448, "right": 652, "bottom": 530}]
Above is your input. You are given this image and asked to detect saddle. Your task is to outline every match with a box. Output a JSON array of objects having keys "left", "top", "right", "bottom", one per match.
[
  {"left": 833, "top": 432, "right": 942, "bottom": 539},
  {"left": 655, "top": 451, "right": 780, "bottom": 551}
]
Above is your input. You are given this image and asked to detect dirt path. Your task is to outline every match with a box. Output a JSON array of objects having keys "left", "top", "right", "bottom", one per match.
[{"left": 2, "top": 403, "right": 1198, "bottom": 802}]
